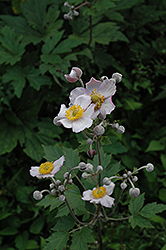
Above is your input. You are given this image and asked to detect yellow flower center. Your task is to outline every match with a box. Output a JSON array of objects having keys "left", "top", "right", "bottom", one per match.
[
  {"left": 90, "top": 89, "right": 104, "bottom": 110},
  {"left": 65, "top": 104, "right": 84, "bottom": 121},
  {"left": 39, "top": 162, "right": 53, "bottom": 175},
  {"left": 92, "top": 186, "right": 106, "bottom": 199}
]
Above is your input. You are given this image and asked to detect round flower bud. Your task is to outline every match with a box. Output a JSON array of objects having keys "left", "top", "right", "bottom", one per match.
[
  {"left": 63, "top": 14, "right": 73, "bottom": 20},
  {"left": 109, "top": 78, "right": 116, "bottom": 85},
  {"left": 58, "top": 185, "right": 65, "bottom": 192},
  {"left": 51, "top": 189, "right": 57, "bottom": 195},
  {"left": 127, "top": 171, "right": 132, "bottom": 177},
  {"left": 55, "top": 180, "right": 61, "bottom": 186},
  {"left": 98, "top": 112, "right": 106, "bottom": 120},
  {"left": 120, "top": 182, "right": 127, "bottom": 189},
  {"left": 129, "top": 188, "right": 140, "bottom": 198},
  {"left": 100, "top": 76, "right": 108, "bottom": 81},
  {"left": 96, "top": 165, "right": 103, "bottom": 172},
  {"left": 79, "top": 162, "right": 87, "bottom": 171},
  {"left": 59, "top": 195, "right": 65, "bottom": 201},
  {"left": 146, "top": 163, "right": 154, "bottom": 172},
  {"left": 87, "top": 138, "right": 93, "bottom": 145},
  {"left": 111, "top": 123, "right": 119, "bottom": 129},
  {"left": 123, "top": 173, "right": 128, "bottom": 179},
  {"left": 93, "top": 125, "right": 105, "bottom": 136},
  {"left": 86, "top": 163, "right": 93, "bottom": 172},
  {"left": 112, "top": 72, "right": 122, "bottom": 83},
  {"left": 103, "top": 177, "right": 111, "bottom": 185},
  {"left": 73, "top": 10, "right": 79, "bottom": 16},
  {"left": 33, "top": 191, "right": 43, "bottom": 200},
  {"left": 82, "top": 172, "right": 88, "bottom": 179},
  {"left": 87, "top": 149, "right": 96, "bottom": 159},
  {"left": 132, "top": 176, "right": 138, "bottom": 182},
  {"left": 64, "top": 172, "right": 71, "bottom": 179},
  {"left": 64, "top": 2, "right": 70, "bottom": 7},
  {"left": 49, "top": 183, "right": 55, "bottom": 189},
  {"left": 68, "top": 179, "right": 73, "bottom": 184},
  {"left": 117, "top": 125, "right": 125, "bottom": 134}
]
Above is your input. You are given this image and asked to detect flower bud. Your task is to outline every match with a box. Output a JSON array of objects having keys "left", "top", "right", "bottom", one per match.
[
  {"left": 79, "top": 162, "right": 87, "bottom": 171},
  {"left": 111, "top": 123, "right": 119, "bottom": 129},
  {"left": 100, "top": 76, "right": 108, "bottom": 81},
  {"left": 73, "top": 10, "right": 79, "bottom": 16},
  {"left": 53, "top": 116, "right": 61, "bottom": 126},
  {"left": 59, "top": 195, "right": 65, "bottom": 201},
  {"left": 51, "top": 189, "right": 57, "bottom": 195},
  {"left": 63, "top": 14, "right": 73, "bottom": 20},
  {"left": 82, "top": 172, "right": 88, "bottom": 179},
  {"left": 132, "top": 176, "right": 138, "bottom": 182},
  {"left": 127, "top": 171, "right": 132, "bottom": 177},
  {"left": 123, "top": 173, "right": 127, "bottom": 179},
  {"left": 55, "top": 180, "right": 61, "bottom": 186},
  {"left": 87, "top": 149, "right": 96, "bottom": 159},
  {"left": 112, "top": 72, "right": 122, "bottom": 83},
  {"left": 117, "top": 125, "right": 125, "bottom": 134},
  {"left": 129, "top": 188, "right": 140, "bottom": 198},
  {"left": 146, "top": 163, "right": 154, "bottom": 172},
  {"left": 109, "top": 78, "right": 116, "bottom": 84},
  {"left": 103, "top": 177, "right": 111, "bottom": 185},
  {"left": 64, "top": 67, "right": 82, "bottom": 83},
  {"left": 96, "top": 165, "right": 103, "bottom": 172},
  {"left": 87, "top": 138, "right": 93, "bottom": 145},
  {"left": 93, "top": 125, "right": 105, "bottom": 136},
  {"left": 58, "top": 185, "right": 65, "bottom": 192},
  {"left": 68, "top": 179, "right": 73, "bottom": 184},
  {"left": 49, "top": 183, "right": 55, "bottom": 189},
  {"left": 86, "top": 163, "right": 93, "bottom": 172},
  {"left": 64, "top": 2, "right": 70, "bottom": 7},
  {"left": 120, "top": 182, "right": 127, "bottom": 189},
  {"left": 64, "top": 172, "right": 71, "bottom": 179},
  {"left": 33, "top": 191, "right": 43, "bottom": 200}
]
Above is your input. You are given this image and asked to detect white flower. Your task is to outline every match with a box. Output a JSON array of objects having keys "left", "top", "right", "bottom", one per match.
[
  {"left": 30, "top": 156, "right": 65, "bottom": 178},
  {"left": 82, "top": 182, "right": 115, "bottom": 208},
  {"left": 69, "top": 77, "right": 116, "bottom": 118},
  {"left": 53, "top": 95, "right": 94, "bottom": 133}
]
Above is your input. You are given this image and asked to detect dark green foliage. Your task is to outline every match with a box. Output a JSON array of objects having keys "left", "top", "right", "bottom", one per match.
[{"left": 0, "top": 0, "right": 166, "bottom": 249}]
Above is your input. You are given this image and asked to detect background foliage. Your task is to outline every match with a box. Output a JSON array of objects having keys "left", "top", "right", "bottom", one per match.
[{"left": 0, "top": 0, "right": 166, "bottom": 249}]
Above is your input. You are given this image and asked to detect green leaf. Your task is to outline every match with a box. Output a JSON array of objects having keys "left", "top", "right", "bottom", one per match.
[
  {"left": 52, "top": 215, "right": 75, "bottom": 232},
  {"left": 43, "top": 231, "right": 69, "bottom": 250},
  {"left": 145, "top": 140, "right": 165, "bottom": 152},
  {"left": 159, "top": 188, "right": 166, "bottom": 202},
  {"left": 129, "top": 215, "right": 154, "bottom": 229},
  {"left": 70, "top": 227, "right": 94, "bottom": 250},
  {"left": 0, "top": 227, "right": 18, "bottom": 235},
  {"left": 26, "top": 240, "right": 39, "bottom": 250},
  {"left": 37, "top": 195, "right": 62, "bottom": 211},
  {"left": 129, "top": 193, "right": 145, "bottom": 215},
  {"left": 103, "top": 161, "right": 122, "bottom": 178},
  {"left": 29, "top": 217, "right": 45, "bottom": 234},
  {"left": 124, "top": 98, "right": 142, "bottom": 110},
  {"left": 161, "top": 244, "right": 166, "bottom": 250},
  {"left": 63, "top": 147, "right": 80, "bottom": 169},
  {"left": 15, "top": 231, "right": 29, "bottom": 250},
  {"left": 140, "top": 202, "right": 166, "bottom": 218}
]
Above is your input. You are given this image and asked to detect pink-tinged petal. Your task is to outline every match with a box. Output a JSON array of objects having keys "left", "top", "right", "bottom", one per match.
[
  {"left": 74, "top": 95, "right": 91, "bottom": 110},
  {"left": 64, "top": 74, "right": 78, "bottom": 83},
  {"left": 100, "top": 195, "right": 115, "bottom": 208},
  {"left": 30, "top": 167, "right": 40, "bottom": 177},
  {"left": 51, "top": 156, "right": 65, "bottom": 175},
  {"left": 72, "top": 117, "right": 93, "bottom": 133},
  {"left": 86, "top": 77, "right": 101, "bottom": 93},
  {"left": 69, "top": 87, "right": 86, "bottom": 104},
  {"left": 59, "top": 118, "right": 73, "bottom": 128},
  {"left": 57, "top": 104, "right": 67, "bottom": 117},
  {"left": 83, "top": 103, "right": 96, "bottom": 118},
  {"left": 99, "top": 79, "right": 116, "bottom": 98},
  {"left": 82, "top": 190, "right": 93, "bottom": 200},
  {"left": 72, "top": 67, "right": 83, "bottom": 78},
  {"left": 99, "top": 97, "right": 115, "bottom": 115},
  {"left": 104, "top": 182, "right": 115, "bottom": 195}
]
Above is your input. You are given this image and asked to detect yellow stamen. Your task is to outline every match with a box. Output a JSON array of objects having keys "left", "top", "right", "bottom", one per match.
[
  {"left": 92, "top": 186, "right": 106, "bottom": 199},
  {"left": 65, "top": 104, "right": 84, "bottom": 121},
  {"left": 39, "top": 162, "right": 53, "bottom": 175},
  {"left": 90, "top": 89, "right": 104, "bottom": 110}
]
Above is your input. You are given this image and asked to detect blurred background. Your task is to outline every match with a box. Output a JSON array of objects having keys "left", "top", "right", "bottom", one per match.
[{"left": 0, "top": 0, "right": 166, "bottom": 249}]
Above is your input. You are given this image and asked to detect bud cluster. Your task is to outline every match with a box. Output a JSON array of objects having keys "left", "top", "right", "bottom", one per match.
[
  {"left": 63, "top": 2, "right": 79, "bottom": 20},
  {"left": 111, "top": 122, "right": 125, "bottom": 134},
  {"left": 78, "top": 162, "right": 103, "bottom": 179}
]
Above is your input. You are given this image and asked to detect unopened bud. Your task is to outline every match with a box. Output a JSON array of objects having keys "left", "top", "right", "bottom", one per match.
[
  {"left": 51, "top": 189, "right": 57, "bottom": 195},
  {"left": 58, "top": 185, "right": 65, "bottom": 192},
  {"left": 82, "top": 172, "right": 88, "bottom": 179},
  {"left": 112, "top": 123, "right": 119, "bottom": 129},
  {"left": 120, "top": 182, "right": 127, "bottom": 189},
  {"left": 73, "top": 10, "right": 79, "bottom": 16},
  {"left": 33, "top": 191, "right": 43, "bottom": 200},
  {"left": 68, "top": 179, "right": 73, "bottom": 184},
  {"left": 64, "top": 2, "right": 70, "bottom": 7},
  {"left": 127, "top": 171, "right": 132, "bottom": 177},
  {"left": 123, "top": 173, "right": 128, "bottom": 179},
  {"left": 129, "top": 188, "right": 140, "bottom": 198},
  {"left": 86, "top": 163, "right": 93, "bottom": 172},
  {"left": 59, "top": 195, "right": 65, "bottom": 201},
  {"left": 112, "top": 72, "right": 122, "bottom": 83},
  {"left": 79, "top": 162, "right": 87, "bottom": 171},
  {"left": 132, "top": 176, "right": 138, "bottom": 182},
  {"left": 94, "top": 125, "right": 105, "bottom": 136},
  {"left": 117, "top": 125, "right": 125, "bottom": 134},
  {"left": 96, "top": 165, "right": 103, "bottom": 172},
  {"left": 49, "top": 183, "right": 55, "bottom": 189},
  {"left": 63, "top": 14, "right": 73, "bottom": 20},
  {"left": 109, "top": 78, "right": 116, "bottom": 84},
  {"left": 87, "top": 149, "right": 96, "bottom": 159},
  {"left": 100, "top": 76, "right": 108, "bottom": 81},
  {"left": 55, "top": 180, "right": 61, "bottom": 186},
  {"left": 87, "top": 138, "right": 93, "bottom": 145},
  {"left": 146, "top": 163, "right": 154, "bottom": 172},
  {"left": 64, "top": 172, "right": 71, "bottom": 179},
  {"left": 103, "top": 177, "right": 111, "bottom": 185}
]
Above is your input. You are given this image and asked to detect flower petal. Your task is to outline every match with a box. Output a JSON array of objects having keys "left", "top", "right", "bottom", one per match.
[
  {"left": 86, "top": 77, "right": 101, "bottom": 93},
  {"left": 57, "top": 104, "right": 67, "bottom": 117},
  {"left": 99, "top": 97, "right": 115, "bottom": 115},
  {"left": 51, "top": 156, "right": 65, "bottom": 175},
  {"left": 69, "top": 87, "right": 86, "bottom": 104},
  {"left": 72, "top": 117, "right": 93, "bottom": 133},
  {"left": 64, "top": 74, "right": 78, "bottom": 83},
  {"left": 98, "top": 79, "right": 116, "bottom": 98},
  {"left": 30, "top": 166, "right": 40, "bottom": 177},
  {"left": 82, "top": 190, "right": 93, "bottom": 200},
  {"left": 58, "top": 118, "right": 72, "bottom": 128},
  {"left": 100, "top": 195, "right": 115, "bottom": 208},
  {"left": 74, "top": 95, "right": 91, "bottom": 110},
  {"left": 104, "top": 182, "right": 115, "bottom": 195}
]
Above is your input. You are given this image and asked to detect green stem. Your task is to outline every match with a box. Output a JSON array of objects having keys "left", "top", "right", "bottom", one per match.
[
  {"left": 97, "top": 219, "right": 103, "bottom": 250},
  {"left": 96, "top": 139, "right": 102, "bottom": 186}
]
